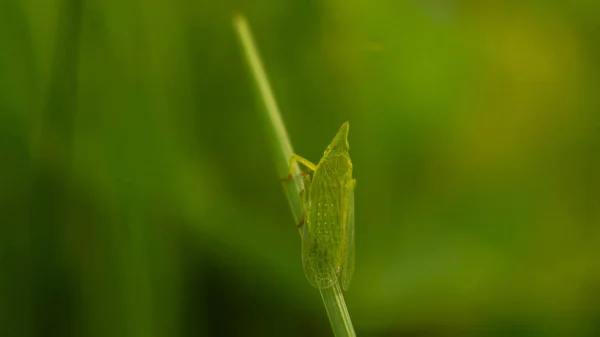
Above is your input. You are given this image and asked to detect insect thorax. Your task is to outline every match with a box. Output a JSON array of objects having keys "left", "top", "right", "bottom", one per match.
[{"left": 320, "top": 154, "right": 352, "bottom": 179}]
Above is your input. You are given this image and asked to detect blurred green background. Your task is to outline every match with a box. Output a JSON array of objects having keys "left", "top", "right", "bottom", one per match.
[{"left": 2, "top": 0, "right": 600, "bottom": 336}]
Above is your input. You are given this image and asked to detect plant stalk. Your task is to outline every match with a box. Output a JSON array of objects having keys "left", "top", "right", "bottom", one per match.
[{"left": 233, "top": 14, "right": 356, "bottom": 337}]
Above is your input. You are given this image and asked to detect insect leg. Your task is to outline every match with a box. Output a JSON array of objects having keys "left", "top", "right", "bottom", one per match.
[
  {"left": 280, "top": 169, "right": 311, "bottom": 183},
  {"left": 284, "top": 154, "right": 317, "bottom": 181},
  {"left": 297, "top": 173, "right": 312, "bottom": 229}
]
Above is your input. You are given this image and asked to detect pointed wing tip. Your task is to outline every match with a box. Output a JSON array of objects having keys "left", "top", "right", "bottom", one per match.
[
  {"left": 306, "top": 277, "right": 336, "bottom": 290},
  {"left": 341, "top": 272, "right": 352, "bottom": 291}
]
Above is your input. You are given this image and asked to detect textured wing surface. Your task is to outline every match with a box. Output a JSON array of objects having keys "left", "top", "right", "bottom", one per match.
[
  {"left": 341, "top": 179, "right": 355, "bottom": 291},
  {"left": 301, "top": 162, "right": 344, "bottom": 289}
]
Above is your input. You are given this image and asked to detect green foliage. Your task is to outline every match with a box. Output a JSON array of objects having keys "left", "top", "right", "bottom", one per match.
[{"left": 1, "top": 1, "right": 600, "bottom": 336}]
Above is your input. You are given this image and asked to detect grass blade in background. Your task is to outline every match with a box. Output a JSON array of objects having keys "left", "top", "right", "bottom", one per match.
[{"left": 233, "top": 14, "right": 356, "bottom": 337}]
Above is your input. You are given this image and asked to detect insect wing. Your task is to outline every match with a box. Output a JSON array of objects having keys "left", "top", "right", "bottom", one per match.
[
  {"left": 341, "top": 179, "right": 355, "bottom": 291},
  {"left": 301, "top": 217, "right": 336, "bottom": 289},
  {"left": 301, "top": 167, "right": 343, "bottom": 289}
]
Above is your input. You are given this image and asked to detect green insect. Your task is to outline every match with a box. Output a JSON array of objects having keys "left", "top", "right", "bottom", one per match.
[{"left": 286, "top": 122, "right": 356, "bottom": 290}]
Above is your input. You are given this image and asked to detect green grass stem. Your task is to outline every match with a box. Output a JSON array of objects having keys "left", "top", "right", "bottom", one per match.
[{"left": 233, "top": 14, "right": 356, "bottom": 337}]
